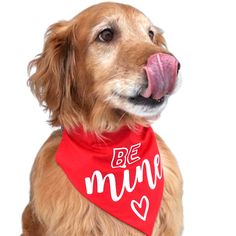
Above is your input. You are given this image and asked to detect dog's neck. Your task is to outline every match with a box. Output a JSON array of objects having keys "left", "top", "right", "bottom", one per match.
[{"left": 64, "top": 124, "right": 144, "bottom": 146}]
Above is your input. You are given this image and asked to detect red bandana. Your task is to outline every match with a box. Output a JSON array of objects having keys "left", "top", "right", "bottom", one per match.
[{"left": 56, "top": 125, "right": 164, "bottom": 236}]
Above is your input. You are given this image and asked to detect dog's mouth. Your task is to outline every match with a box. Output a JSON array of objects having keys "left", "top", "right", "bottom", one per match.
[
  {"left": 113, "top": 90, "right": 167, "bottom": 108},
  {"left": 128, "top": 94, "right": 166, "bottom": 107},
  {"left": 110, "top": 91, "right": 168, "bottom": 118},
  {"left": 106, "top": 53, "right": 179, "bottom": 118}
]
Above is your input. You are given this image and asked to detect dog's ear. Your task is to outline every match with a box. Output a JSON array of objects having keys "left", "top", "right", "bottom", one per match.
[{"left": 28, "top": 21, "right": 81, "bottom": 128}]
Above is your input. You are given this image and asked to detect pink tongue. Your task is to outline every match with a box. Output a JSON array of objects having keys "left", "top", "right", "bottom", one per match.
[{"left": 141, "top": 53, "right": 179, "bottom": 100}]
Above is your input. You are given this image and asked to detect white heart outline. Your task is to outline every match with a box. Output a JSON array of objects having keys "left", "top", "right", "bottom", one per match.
[{"left": 130, "top": 195, "right": 149, "bottom": 221}]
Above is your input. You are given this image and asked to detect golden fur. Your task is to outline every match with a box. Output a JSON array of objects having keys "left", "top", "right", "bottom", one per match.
[{"left": 22, "top": 2, "right": 183, "bottom": 235}]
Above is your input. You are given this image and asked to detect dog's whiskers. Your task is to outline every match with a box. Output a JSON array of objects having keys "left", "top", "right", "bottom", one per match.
[{"left": 118, "top": 111, "right": 127, "bottom": 123}]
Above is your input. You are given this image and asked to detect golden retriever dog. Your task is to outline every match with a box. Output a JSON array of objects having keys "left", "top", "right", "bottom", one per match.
[{"left": 22, "top": 2, "right": 183, "bottom": 236}]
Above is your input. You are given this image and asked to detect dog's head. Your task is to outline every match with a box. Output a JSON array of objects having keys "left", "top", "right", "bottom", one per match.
[{"left": 28, "top": 2, "right": 180, "bottom": 132}]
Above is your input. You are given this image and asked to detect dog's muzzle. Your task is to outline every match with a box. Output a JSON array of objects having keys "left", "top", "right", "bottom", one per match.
[{"left": 141, "top": 53, "right": 180, "bottom": 100}]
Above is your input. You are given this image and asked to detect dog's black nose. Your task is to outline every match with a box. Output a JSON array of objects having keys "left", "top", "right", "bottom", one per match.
[{"left": 177, "top": 62, "right": 181, "bottom": 73}]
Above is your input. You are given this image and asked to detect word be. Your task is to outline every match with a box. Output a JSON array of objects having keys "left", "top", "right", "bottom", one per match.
[{"left": 111, "top": 143, "right": 141, "bottom": 168}]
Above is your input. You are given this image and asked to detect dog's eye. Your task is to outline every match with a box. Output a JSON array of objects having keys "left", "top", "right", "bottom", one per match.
[
  {"left": 98, "top": 28, "right": 114, "bottom": 42},
  {"left": 148, "top": 30, "right": 155, "bottom": 40}
]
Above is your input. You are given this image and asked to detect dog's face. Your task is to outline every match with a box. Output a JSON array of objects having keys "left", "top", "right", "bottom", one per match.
[{"left": 28, "top": 2, "right": 179, "bottom": 132}]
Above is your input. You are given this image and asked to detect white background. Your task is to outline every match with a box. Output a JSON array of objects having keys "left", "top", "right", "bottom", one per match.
[{"left": 0, "top": 0, "right": 236, "bottom": 235}]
